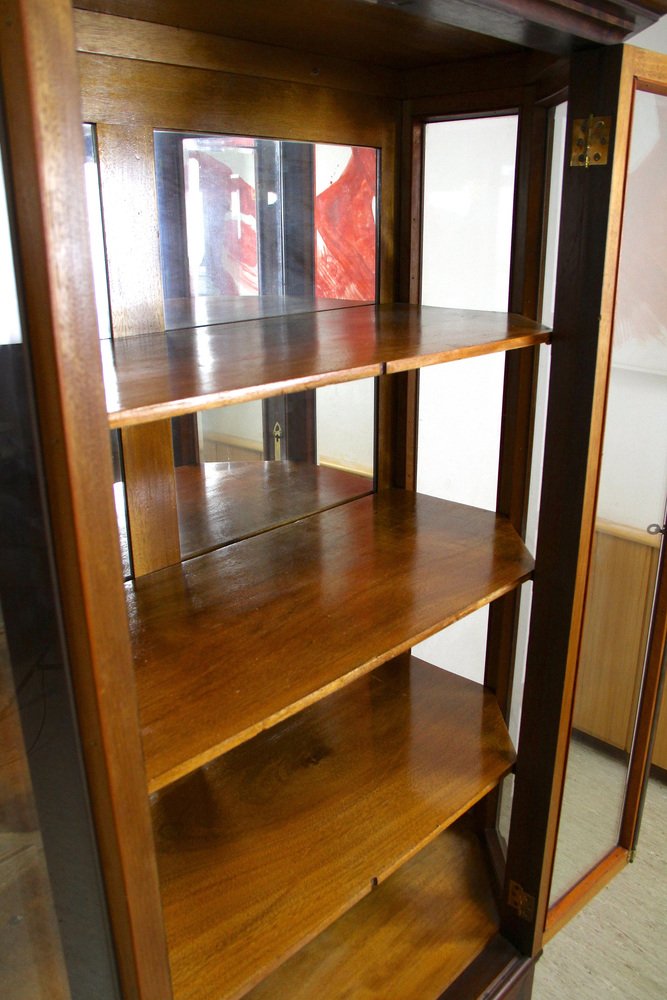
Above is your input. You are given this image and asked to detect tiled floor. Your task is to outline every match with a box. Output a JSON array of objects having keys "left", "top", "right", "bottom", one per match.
[{"left": 534, "top": 744, "right": 667, "bottom": 999}]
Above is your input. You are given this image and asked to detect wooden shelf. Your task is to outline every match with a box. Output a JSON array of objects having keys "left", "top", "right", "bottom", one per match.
[
  {"left": 244, "top": 819, "right": 499, "bottom": 1000},
  {"left": 163, "top": 294, "right": 372, "bottom": 331},
  {"left": 128, "top": 490, "right": 533, "bottom": 792},
  {"left": 152, "top": 655, "right": 513, "bottom": 1000},
  {"left": 175, "top": 461, "right": 372, "bottom": 558},
  {"left": 115, "top": 461, "right": 372, "bottom": 571},
  {"left": 103, "top": 304, "right": 549, "bottom": 427}
]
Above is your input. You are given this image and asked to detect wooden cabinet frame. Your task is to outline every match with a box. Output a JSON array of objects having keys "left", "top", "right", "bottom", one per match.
[{"left": 2, "top": 2, "right": 666, "bottom": 998}]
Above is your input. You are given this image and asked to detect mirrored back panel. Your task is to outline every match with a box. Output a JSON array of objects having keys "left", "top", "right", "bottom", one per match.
[
  {"left": 92, "top": 129, "right": 380, "bottom": 576},
  {"left": 154, "top": 132, "right": 378, "bottom": 329}
]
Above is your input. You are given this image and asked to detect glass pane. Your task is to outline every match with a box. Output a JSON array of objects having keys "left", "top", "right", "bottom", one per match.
[
  {"left": 550, "top": 88, "right": 667, "bottom": 902},
  {"left": 0, "top": 136, "right": 70, "bottom": 1000},
  {"left": 167, "top": 382, "right": 374, "bottom": 562},
  {"left": 82, "top": 125, "right": 111, "bottom": 340},
  {"left": 154, "top": 132, "right": 377, "bottom": 328},
  {"left": 1, "top": 137, "right": 118, "bottom": 997},
  {"left": 148, "top": 132, "right": 378, "bottom": 562},
  {"left": 416, "top": 115, "right": 518, "bottom": 684}
]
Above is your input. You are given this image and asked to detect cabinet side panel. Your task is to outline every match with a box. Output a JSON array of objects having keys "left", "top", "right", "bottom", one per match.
[{"left": 0, "top": 2, "right": 172, "bottom": 995}]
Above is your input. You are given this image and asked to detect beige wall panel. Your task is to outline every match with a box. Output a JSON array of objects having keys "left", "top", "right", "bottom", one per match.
[{"left": 573, "top": 524, "right": 661, "bottom": 759}]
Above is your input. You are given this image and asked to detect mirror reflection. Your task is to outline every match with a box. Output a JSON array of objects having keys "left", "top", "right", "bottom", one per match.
[
  {"left": 171, "top": 379, "right": 375, "bottom": 562},
  {"left": 550, "top": 88, "right": 667, "bottom": 902},
  {"left": 154, "top": 131, "right": 378, "bottom": 327},
  {"left": 153, "top": 131, "right": 379, "bottom": 561},
  {"left": 91, "top": 127, "right": 379, "bottom": 575}
]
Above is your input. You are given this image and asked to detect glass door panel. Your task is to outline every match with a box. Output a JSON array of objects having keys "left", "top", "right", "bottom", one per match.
[{"left": 550, "top": 85, "right": 667, "bottom": 903}]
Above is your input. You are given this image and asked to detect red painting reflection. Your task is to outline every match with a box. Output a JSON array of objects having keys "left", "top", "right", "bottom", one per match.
[
  {"left": 194, "top": 151, "right": 258, "bottom": 296},
  {"left": 315, "top": 146, "right": 377, "bottom": 301},
  {"left": 189, "top": 143, "right": 376, "bottom": 303}
]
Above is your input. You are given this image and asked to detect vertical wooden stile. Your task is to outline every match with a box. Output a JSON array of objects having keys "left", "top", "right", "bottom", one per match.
[
  {"left": 486, "top": 91, "right": 550, "bottom": 714},
  {"left": 502, "top": 45, "right": 627, "bottom": 956},
  {"left": 0, "top": 1, "right": 172, "bottom": 996},
  {"left": 95, "top": 123, "right": 181, "bottom": 576}
]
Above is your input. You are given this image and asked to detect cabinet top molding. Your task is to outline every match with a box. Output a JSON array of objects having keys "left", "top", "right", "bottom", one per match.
[
  {"left": 73, "top": 0, "right": 667, "bottom": 62},
  {"left": 364, "top": 0, "right": 667, "bottom": 50}
]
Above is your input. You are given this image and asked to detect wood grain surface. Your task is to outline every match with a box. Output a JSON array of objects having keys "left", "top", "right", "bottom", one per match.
[
  {"left": 120, "top": 422, "right": 180, "bottom": 576},
  {"left": 127, "top": 490, "right": 533, "bottom": 791},
  {"left": 72, "top": 0, "right": 518, "bottom": 72},
  {"left": 174, "top": 461, "right": 373, "bottom": 558},
  {"left": 162, "top": 295, "right": 370, "bottom": 331},
  {"left": 73, "top": 9, "right": 400, "bottom": 97},
  {"left": 244, "top": 821, "right": 499, "bottom": 1000},
  {"left": 94, "top": 123, "right": 164, "bottom": 338},
  {"left": 152, "top": 655, "right": 514, "bottom": 1000},
  {"left": 0, "top": 2, "right": 173, "bottom": 994},
  {"left": 104, "top": 305, "right": 549, "bottom": 427}
]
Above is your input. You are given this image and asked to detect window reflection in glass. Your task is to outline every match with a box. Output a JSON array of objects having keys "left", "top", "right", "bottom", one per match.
[
  {"left": 549, "top": 89, "right": 667, "bottom": 903},
  {"left": 82, "top": 125, "right": 111, "bottom": 340}
]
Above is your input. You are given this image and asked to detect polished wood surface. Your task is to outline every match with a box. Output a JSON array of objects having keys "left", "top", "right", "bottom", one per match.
[
  {"left": 95, "top": 123, "right": 164, "bottom": 337},
  {"left": 245, "top": 819, "right": 499, "bottom": 1000},
  {"left": 94, "top": 122, "right": 182, "bottom": 577},
  {"left": 441, "top": 934, "right": 534, "bottom": 1000},
  {"left": 0, "top": 2, "right": 172, "bottom": 995},
  {"left": 121, "top": 423, "right": 180, "bottom": 576},
  {"left": 72, "top": 0, "right": 666, "bottom": 64},
  {"left": 128, "top": 490, "right": 533, "bottom": 791},
  {"left": 152, "top": 656, "right": 514, "bottom": 1000},
  {"left": 163, "top": 295, "right": 370, "bottom": 331},
  {"left": 78, "top": 50, "right": 398, "bottom": 148},
  {"left": 73, "top": 0, "right": 518, "bottom": 70},
  {"left": 174, "top": 461, "right": 372, "bottom": 558},
  {"left": 74, "top": 8, "right": 400, "bottom": 97},
  {"left": 502, "top": 44, "right": 628, "bottom": 956},
  {"left": 104, "top": 305, "right": 549, "bottom": 427}
]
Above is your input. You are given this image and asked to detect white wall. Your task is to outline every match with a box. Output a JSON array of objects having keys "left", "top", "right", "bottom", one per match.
[
  {"left": 629, "top": 14, "right": 667, "bottom": 53},
  {"left": 414, "top": 116, "right": 518, "bottom": 683},
  {"left": 200, "top": 399, "right": 264, "bottom": 449},
  {"left": 316, "top": 379, "right": 374, "bottom": 476},
  {"left": 0, "top": 154, "right": 22, "bottom": 346},
  {"left": 595, "top": 86, "right": 667, "bottom": 530}
]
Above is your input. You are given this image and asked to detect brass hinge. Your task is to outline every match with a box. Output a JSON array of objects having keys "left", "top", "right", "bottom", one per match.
[
  {"left": 507, "top": 880, "right": 536, "bottom": 921},
  {"left": 570, "top": 114, "right": 612, "bottom": 168}
]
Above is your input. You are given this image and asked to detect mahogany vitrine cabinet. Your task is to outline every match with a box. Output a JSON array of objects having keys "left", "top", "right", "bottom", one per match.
[{"left": 1, "top": 1, "right": 665, "bottom": 999}]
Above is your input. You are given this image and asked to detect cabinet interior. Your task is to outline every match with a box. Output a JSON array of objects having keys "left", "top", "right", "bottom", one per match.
[{"left": 3, "top": 2, "right": 665, "bottom": 998}]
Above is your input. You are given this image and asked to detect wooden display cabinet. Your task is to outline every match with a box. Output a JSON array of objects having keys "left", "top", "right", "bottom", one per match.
[{"left": 1, "top": 2, "right": 666, "bottom": 999}]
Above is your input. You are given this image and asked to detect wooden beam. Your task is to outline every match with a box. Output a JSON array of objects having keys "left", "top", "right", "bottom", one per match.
[
  {"left": 0, "top": 1, "right": 172, "bottom": 995},
  {"left": 95, "top": 123, "right": 180, "bottom": 575},
  {"left": 501, "top": 44, "right": 627, "bottom": 956}
]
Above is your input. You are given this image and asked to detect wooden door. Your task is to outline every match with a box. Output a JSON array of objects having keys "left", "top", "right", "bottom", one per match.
[{"left": 502, "top": 43, "right": 667, "bottom": 953}]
